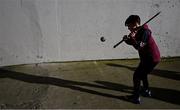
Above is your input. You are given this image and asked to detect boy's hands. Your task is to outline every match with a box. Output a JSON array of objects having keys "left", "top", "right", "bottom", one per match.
[
  {"left": 123, "top": 32, "right": 136, "bottom": 41},
  {"left": 123, "top": 35, "right": 129, "bottom": 41},
  {"left": 114, "top": 32, "right": 137, "bottom": 48}
]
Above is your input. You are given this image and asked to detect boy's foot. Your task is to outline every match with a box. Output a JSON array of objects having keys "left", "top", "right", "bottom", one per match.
[
  {"left": 124, "top": 95, "right": 141, "bottom": 104},
  {"left": 141, "top": 89, "right": 151, "bottom": 97}
]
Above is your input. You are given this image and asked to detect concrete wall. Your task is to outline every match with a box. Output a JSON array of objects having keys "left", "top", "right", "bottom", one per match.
[{"left": 0, "top": 0, "right": 180, "bottom": 66}]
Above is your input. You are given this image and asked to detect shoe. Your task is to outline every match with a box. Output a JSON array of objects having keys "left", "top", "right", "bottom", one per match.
[
  {"left": 141, "top": 89, "right": 151, "bottom": 97},
  {"left": 124, "top": 95, "right": 141, "bottom": 104}
]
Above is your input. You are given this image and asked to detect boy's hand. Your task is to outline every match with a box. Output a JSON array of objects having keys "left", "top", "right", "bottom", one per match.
[
  {"left": 129, "top": 32, "right": 136, "bottom": 37},
  {"left": 123, "top": 35, "right": 129, "bottom": 41}
]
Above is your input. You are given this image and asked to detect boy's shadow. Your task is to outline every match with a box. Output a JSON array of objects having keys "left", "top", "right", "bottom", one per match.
[
  {"left": 105, "top": 63, "right": 180, "bottom": 105},
  {"left": 0, "top": 69, "right": 128, "bottom": 103},
  {"left": 106, "top": 63, "right": 180, "bottom": 81},
  {"left": 1, "top": 69, "right": 180, "bottom": 105},
  {"left": 95, "top": 80, "right": 180, "bottom": 105}
]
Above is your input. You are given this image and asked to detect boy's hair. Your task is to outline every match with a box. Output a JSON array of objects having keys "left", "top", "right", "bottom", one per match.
[{"left": 125, "top": 15, "right": 141, "bottom": 26}]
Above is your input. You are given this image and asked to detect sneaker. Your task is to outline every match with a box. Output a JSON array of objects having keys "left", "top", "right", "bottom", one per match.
[
  {"left": 124, "top": 95, "right": 141, "bottom": 104},
  {"left": 141, "top": 89, "right": 151, "bottom": 97}
]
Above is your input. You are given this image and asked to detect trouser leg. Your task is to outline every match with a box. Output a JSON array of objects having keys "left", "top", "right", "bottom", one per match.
[
  {"left": 142, "top": 74, "right": 149, "bottom": 90},
  {"left": 133, "top": 59, "right": 158, "bottom": 95},
  {"left": 133, "top": 66, "right": 142, "bottom": 98},
  {"left": 142, "top": 62, "right": 158, "bottom": 90}
]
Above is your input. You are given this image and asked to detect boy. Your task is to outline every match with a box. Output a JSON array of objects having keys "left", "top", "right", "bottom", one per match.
[{"left": 123, "top": 15, "right": 160, "bottom": 104}]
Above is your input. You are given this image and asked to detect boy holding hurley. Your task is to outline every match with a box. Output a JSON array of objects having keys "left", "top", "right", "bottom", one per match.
[{"left": 123, "top": 15, "right": 160, "bottom": 104}]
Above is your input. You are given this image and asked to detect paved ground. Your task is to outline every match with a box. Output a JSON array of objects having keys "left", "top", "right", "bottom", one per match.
[{"left": 0, "top": 58, "right": 180, "bottom": 109}]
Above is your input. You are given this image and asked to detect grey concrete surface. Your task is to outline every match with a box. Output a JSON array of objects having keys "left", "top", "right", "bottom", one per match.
[
  {"left": 0, "top": 58, "right": 180, "bottom": 109},
  {"left": 1, "top": 0, "right": 180, "bottom": 66}
]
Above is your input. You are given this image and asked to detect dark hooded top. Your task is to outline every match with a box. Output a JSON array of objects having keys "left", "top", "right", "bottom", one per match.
[{"left": 125, "top": 24, "right": 160, "bottom": 63}]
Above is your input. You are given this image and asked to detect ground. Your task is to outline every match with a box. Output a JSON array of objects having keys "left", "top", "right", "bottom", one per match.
[{"left": 0, "top": 58, "right": 180, "bottom": 109}]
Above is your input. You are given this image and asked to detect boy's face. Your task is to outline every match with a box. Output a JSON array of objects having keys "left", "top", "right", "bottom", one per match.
[{"left": 127, "top": 22, "right": 140, "bottom": 33}]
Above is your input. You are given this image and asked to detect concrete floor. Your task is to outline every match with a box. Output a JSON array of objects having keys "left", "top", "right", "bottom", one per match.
[{"left": 0, "top": 58, "right": 180, "bottom": 109}]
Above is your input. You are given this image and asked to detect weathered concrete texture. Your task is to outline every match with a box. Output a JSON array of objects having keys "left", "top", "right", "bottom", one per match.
[
  {"left": 1, "top": 0, "right": 180, "bottom": 66},
  {"left": 0, "top": 58, "right": 180, "bottom": 109}
]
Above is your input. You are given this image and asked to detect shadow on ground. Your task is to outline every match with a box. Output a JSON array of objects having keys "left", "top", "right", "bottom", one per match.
[
  {"left": 0, "top": 69, "right": 127, "bottom": 103},
  {"left": 0, "top": 68, "right": 180, "bottom": 105},
  {"left": 95, "top": 80, "right": 180, "bottom": 105},
  {"left": 106, "top": 63, "right": 180, "bottom": 81}
]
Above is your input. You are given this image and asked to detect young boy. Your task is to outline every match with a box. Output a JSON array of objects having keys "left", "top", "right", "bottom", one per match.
[{"left": 123, "top": 15, "right": 160, "bottom": 104}]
